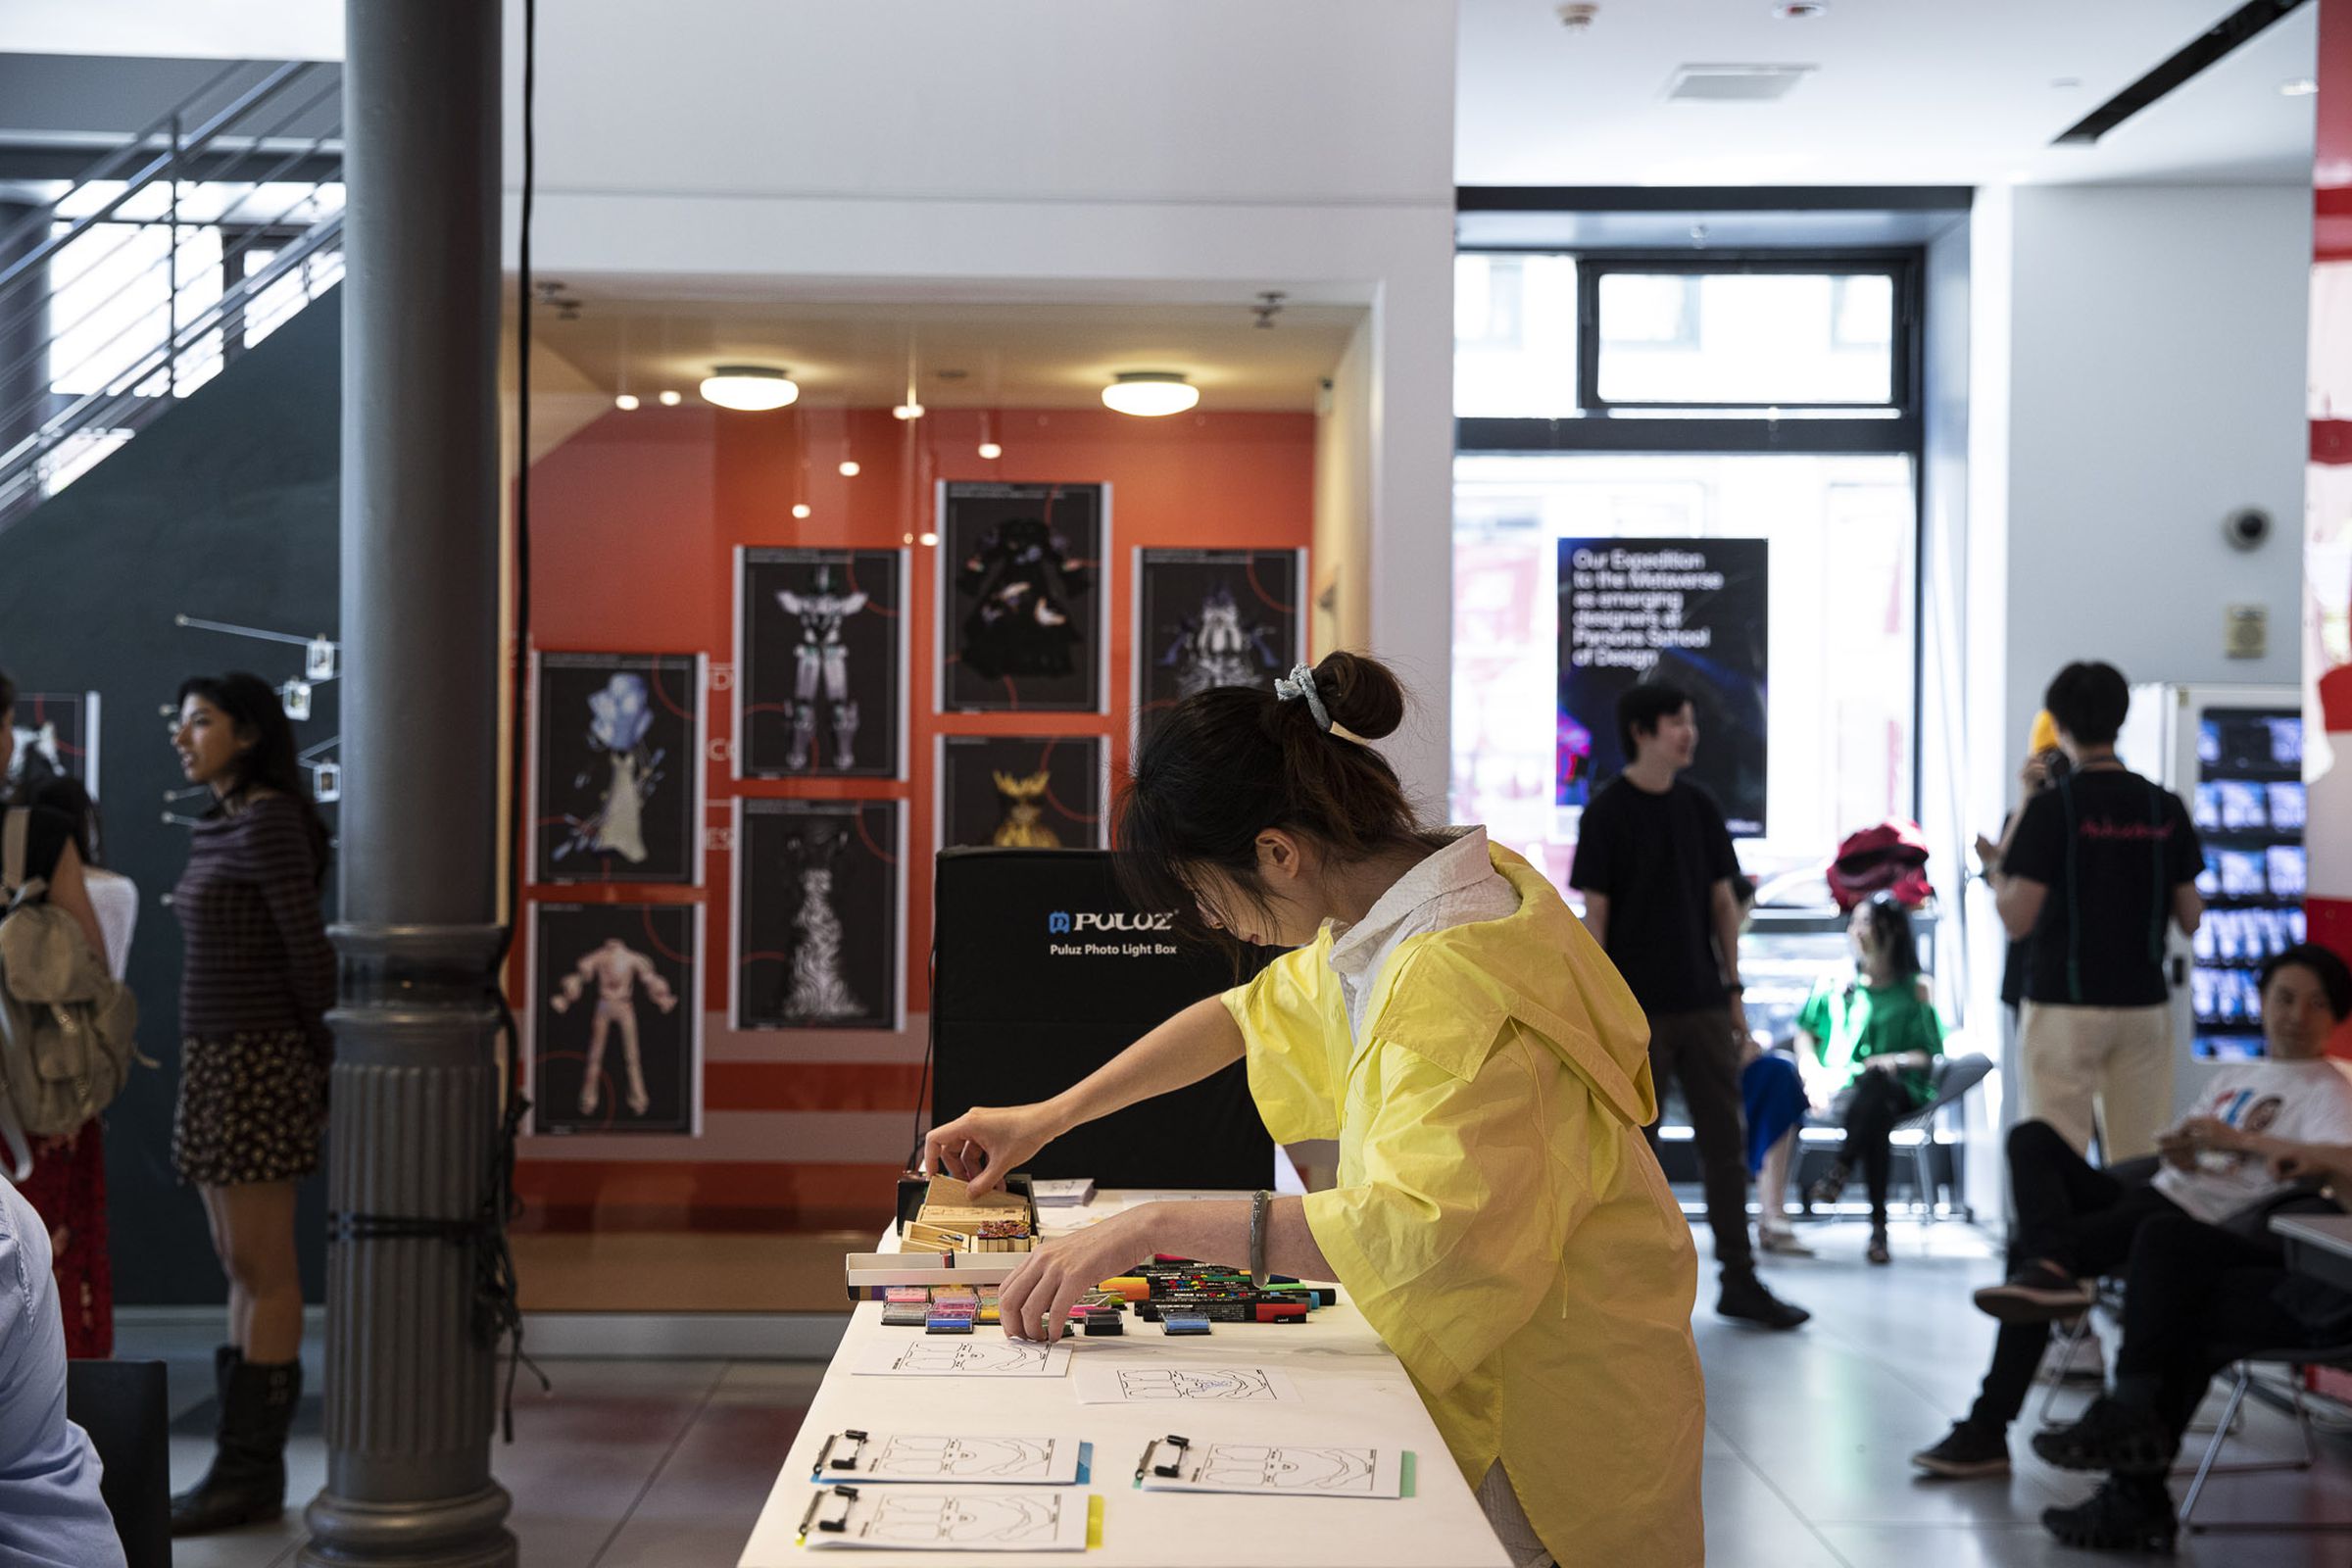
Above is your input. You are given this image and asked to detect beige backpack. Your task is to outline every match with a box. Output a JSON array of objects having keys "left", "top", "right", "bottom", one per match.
[{"left": 0, "top": 808, "right": 138, "bottom": 1179}]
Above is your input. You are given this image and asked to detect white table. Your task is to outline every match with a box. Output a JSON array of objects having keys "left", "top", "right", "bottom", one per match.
[
  {"left": 738, "top": 1191, "right": 1508, "bottom": 1568},
  {"left": 2273, "top": 1211, "right": 2352, "bottom": 1295}
]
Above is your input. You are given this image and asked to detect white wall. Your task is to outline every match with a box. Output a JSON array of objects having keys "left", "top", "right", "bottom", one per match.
[
  {"left": 1997, "top": 184, "right": 2312, "bottom": 788},
  {"left": 501, "top": 0, "right": 1460, "bottom": 805}
]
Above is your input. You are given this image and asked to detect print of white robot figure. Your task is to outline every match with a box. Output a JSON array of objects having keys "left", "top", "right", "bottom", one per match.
[
  {"left": 937, "top": 735, "right": 1104, "bottom": 852},
  {"left": 534, "top": 653, "right": 702, "bottom": 885},
  {"left": 736, "top": 799, "right": 901, "bottom": 1032},
  {"left": 1135, "top": 549, "right": 1301, "bottom": 744},
  {"left": 531, "top": 903, "right": 701, "bottom": 1136},
  {"left": 740, "top": 549, "right": 904, "bottom": 779}
]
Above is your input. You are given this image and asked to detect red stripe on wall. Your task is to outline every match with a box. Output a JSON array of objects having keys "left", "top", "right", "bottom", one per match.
[
  {"left": 705, "top": 1062, "right": 927, "bottom": 1113},
  {"left": 514, "top": 1159, "right": 906, "bottom": 1231}
]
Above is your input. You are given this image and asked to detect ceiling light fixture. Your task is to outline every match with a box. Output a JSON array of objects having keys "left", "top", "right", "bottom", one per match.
[
  {"left": 1102, "top": 371, "right": 1199, "bottom": 417},
  {"left": 918, "top": 532, "right": 940, "bottom": 547},
  {"left": 894, "top": 339, "right": 925, "bottom": 419},
  {"left": 2282, "top": 77, "right": 2319, "bottom": 97},
  {"left": 894, "top": 401, "right": 926, "bottom": 420},
  {"left": 1772, "top": 2, "right": 1827, "bottom": 18},
  {"left": 839, "top": 460, "right": 861, "bottom": 477},
  {"left": 613, "top": 392, "right": 640, "bottom": 412},
  {"left": 698, "top": 365, "right": 800, "bottom": 412},
  {"left": 978, "top": 441, "right": 1004, "bottom": 461},
  {"left": 792, "top": 503, "right": 812, "bottom": 519},
  {"left": 659, "top": 389, "right": 682, "bottom": 407}
]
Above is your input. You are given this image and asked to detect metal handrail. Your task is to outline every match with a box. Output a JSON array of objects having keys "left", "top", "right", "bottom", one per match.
[
  {"left": 0, "top": 213, "right": 343, "bottom": 516},
  {"left": 0, "top": 59, "right": 321, "bottom": 296}
]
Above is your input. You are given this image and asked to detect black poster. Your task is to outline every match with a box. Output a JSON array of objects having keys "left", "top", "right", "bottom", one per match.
[
  {"left": 534, "top": 652, "right": 703, "bottom": 885},
  {"left": 738, "top": 548, "right": 906, "bottom": 780},
  {"left": 940, "top": 481, "right": 1106, "bottom": 712},
  {"left": 1556, "top": 537, "right": 1769, "bottom": 835},
  {"left": 735, "top": 799, "right": 902, "bottom": 1031},
  {"left": 1134, "top": 549, "right": 1302, "bottom": 745},
  {"left": 938, "top": 735, "right": 1105, "bottom": 852},
  {"left": 7, "top": 690, "right": 97, "bottom": 798},
  {"left": 530, "top": 902, "right": 701, "bottom": 1137}
]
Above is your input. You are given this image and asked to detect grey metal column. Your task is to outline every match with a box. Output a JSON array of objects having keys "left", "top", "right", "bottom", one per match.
[{"left": 301, "top": 3, "right": 513, "bottom": 1566}]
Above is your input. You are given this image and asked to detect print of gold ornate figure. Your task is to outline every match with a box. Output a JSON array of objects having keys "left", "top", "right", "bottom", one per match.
[
  {"left": 551, "top": 937, "right": 678, "bottom": 1116},
  {"left": 990, "top": 769, "right": 1060, "bottom": 848},
  {"left": 777, "top": 565, "right": 868, "bottom": 771}
]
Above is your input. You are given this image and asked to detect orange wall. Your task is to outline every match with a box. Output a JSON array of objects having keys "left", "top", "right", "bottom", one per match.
[{"left": 514, "top": 404, "right": 1314, "bottom": 1228}]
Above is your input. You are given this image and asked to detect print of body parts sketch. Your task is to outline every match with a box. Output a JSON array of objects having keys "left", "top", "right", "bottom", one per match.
[
  {"left": 868, "top": 1437, "right": 1057, "bottom": 1481},
  {"left": 1198, "top": 1445, "right": 1378, "bottom": 1494},
  {"left": 1119, "top": 1368, "right": 1279, "bottom": 1400},
  {"left": 860, "top": 1494, "right": 1064, "bottom": 1546}
]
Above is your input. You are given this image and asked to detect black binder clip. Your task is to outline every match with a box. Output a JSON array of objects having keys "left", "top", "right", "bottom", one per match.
[
  {"left": 819, "top": 1429, "right": 870, "bottom": 1472},
  {"left": 800, "top": 1484, "right": 859, "bottom": 1537},
  {"left": 1137, "top": 1434, "right": 1191, "bottom": 1481}
]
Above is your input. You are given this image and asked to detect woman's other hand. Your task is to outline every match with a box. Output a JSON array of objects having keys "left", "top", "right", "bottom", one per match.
[{"left": 998, "top": 1204, "right": 1157, "bottom": 1345}]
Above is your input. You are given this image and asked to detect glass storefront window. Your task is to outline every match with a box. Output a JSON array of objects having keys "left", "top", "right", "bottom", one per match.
[
  {"left": 1453, "top": 253, "right": 1580, "bottom": 418},
  {"left": 1594, "top": 271, "right": 1896, "bottom": 408},
  {"left": 1451, "top": 451, "right": 1917, "bottom": 893}
]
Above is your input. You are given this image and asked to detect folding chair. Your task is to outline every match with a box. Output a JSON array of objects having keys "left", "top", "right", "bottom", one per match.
[
  {"left": 2176, "top": 1346, "right": 2352, "bottom": 1536},
  {"left": 1894, "top": 1053, "right": 1990, "bottom": 1221}
]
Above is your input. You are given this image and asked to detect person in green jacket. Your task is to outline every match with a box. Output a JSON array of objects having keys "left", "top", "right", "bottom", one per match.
[{"left": 1799, "top": 893, "right": 1943, "bottom": 1263}]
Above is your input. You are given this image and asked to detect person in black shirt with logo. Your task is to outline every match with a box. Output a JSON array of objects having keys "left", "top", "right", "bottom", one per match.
[
  {"left": 1984, "top": 662, "right": 2202, "bottom": 1161},
  {"left": 1571, "top": 683, "right": 1809, "bottom": 1331}
]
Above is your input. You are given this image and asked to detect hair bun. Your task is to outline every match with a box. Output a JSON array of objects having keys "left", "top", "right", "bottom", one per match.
[{"left": 1312, "top": 652, "right": 1405, "bottom": 741}]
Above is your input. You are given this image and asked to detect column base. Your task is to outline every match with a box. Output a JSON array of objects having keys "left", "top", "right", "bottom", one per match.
[{"left": 299, "top": 1483, "right": 516, "bottom": 1568}]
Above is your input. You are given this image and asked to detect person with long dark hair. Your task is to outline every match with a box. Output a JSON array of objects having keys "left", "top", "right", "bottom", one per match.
[
  {"left": 924, "top": 654, "right": 1705, "bottom": 1568},
  {"left": 1792, "top": 894, "right": 1944, "bottom": 1263},
  {"left": 165, "top": 671, "right": 334, "bottom": 1536}
]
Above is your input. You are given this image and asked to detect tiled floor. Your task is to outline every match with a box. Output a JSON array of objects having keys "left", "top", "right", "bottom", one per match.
[{"left": 135, "top": 1218, "right": 2352, "bottom": 1566}]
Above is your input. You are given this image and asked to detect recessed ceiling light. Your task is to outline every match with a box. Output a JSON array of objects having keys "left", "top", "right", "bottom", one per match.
[
  {"left": 1773, "top": 2, "right": 1827, "bottom": 18},
  {"left": 1102, "top": 371, "right": 1200, "bottom": 417},
  {"left": 612, "top": 393, "right": 640, "bottom": 412},
  {"left": 698, "top": 365, "right": 800, "bottom": 412},
  {"left": 2282, "top": 78, "right": 2319, "bottom": 97},
  {"left": 658, "top": 389, "right": 682, "bottom": 407}
]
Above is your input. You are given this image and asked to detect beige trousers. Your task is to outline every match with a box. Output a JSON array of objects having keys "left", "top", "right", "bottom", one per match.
[{"left": 2018, "top": 1001, "right": 2175, "bottom": 1161}]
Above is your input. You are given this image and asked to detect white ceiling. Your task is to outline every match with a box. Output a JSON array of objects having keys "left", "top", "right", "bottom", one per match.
[
  {"left": 527, "top": 289, "right": 1365, "bottom": 413},
  {"left": 1457, "top": 0, "right": 2319, "bottom": 188}
]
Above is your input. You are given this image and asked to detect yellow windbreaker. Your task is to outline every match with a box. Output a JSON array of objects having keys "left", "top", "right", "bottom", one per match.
[{"left": 1221, "top": 845, "right": 1704, "bottom": 1568}]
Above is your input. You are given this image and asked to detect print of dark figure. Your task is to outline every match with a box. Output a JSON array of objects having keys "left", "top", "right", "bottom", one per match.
[
  {"left": 955, "top": 516, "right": 1091, "bottom": 680},
  {"left": 1160, "top": 584, "right": 1283, "bottom": 700}
]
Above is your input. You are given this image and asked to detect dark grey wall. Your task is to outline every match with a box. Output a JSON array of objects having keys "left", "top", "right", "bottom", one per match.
[{"left": 0, "top": 289, "right": 340, "bottom": 1305}]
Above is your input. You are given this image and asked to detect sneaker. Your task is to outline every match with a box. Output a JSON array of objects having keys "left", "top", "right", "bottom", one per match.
[
  {"left": 1758, "top": 1224, "right": 1816, "bottom": 1257},
  {"left": 1866, "top": 1226, "right": 1891, "bottom": 1266},
  {"left": 2034, "top": 1322, "right": 2106, "bottom": 1386},
  {"left": 1911, "top": 1420, "right": 2011, "bottom": 1479},
  {"left": 2030, "top": 1396, "right": 2170, "bottom": 1476},
  {"left": 2041, "top": 1476, "right": 2177, "bottom": 1552},
  {"left": 1973, "top": 1261, "right": 2097, "bottom": 1324},
  {"left": 1717, "top": 1269, "right": 1811, "bottom": 1331}
]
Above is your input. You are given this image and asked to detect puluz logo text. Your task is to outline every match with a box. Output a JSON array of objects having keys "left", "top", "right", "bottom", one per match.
[{"left": 1048, "top": 910, "right": 1175, "bottom": 934}]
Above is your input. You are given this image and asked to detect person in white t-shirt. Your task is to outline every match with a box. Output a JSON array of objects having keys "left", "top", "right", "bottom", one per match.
[{"left": 1911, "top": 942, "right": 2352, "bottom": 1481}]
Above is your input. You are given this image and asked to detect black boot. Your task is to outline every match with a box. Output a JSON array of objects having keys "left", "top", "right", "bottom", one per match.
[
  {"left": 171, "top": 1356, "right": 300, "bottom": 1536},
  {"left": 1717, "top": 1266, "right": 1811, "bottom": 1330},
  {"left": 2031, "top": 1396, "right": 2171, "bottom": 1476},
  {"left": 2041, "top": 1475, "right": 2178, "bottom": 1552}
]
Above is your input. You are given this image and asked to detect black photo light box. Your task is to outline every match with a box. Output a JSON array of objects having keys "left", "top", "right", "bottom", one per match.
[{"left": 929, "top": 848, "right": 1275, "bottom": 1191}]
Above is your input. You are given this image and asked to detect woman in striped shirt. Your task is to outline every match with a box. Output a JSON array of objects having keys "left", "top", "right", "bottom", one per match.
[{"left": 166, "top": 671, "right": 334, "bottom": 1538}]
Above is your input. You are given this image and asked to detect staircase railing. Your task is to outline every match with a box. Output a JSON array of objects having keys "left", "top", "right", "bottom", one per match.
[{"left": 0, "top": 59, "right": 344, "bottom": 532}]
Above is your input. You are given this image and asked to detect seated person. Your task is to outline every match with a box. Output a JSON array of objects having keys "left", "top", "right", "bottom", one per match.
[
  {"left": 0, "top": 1174, "right": 127, "bottom": 1568},
  {"left": 1910, "top": 943, "right": 2352, "bottom": 1479},
  {"left": 1745, "top": 895, "right": 1942, "bottom": 1263}
]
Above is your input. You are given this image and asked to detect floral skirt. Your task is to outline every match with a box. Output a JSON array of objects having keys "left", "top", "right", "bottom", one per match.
[{"left": 172, "top": 1029, "right": 327, "bottom": 1187}]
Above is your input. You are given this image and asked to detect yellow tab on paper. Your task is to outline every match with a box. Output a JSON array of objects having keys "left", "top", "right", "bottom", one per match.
[{"left": 1086, "top": 1494, "right": 1105, "bottom": 1549}]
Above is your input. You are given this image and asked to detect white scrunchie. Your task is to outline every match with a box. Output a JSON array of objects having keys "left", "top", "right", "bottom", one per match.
[{"left": 1274, "top": 663, "right": 1331, "bottom": 732}]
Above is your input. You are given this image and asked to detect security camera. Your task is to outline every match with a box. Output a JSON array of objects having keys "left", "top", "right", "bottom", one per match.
[{"left": 2221, "top": 508, "right": 2272, "bottom": 552}]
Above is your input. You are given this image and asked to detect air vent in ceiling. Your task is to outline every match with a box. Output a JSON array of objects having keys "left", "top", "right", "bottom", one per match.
[{"left": 1664, "top": 64, "right": 1816, "bottom": 103}]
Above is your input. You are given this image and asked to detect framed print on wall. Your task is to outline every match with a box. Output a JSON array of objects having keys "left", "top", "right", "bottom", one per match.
[
  {"left": 938, "top": 481, "right": 1108, "bottom": 713},
  {"left": 532, "top": 651, "right": 705, "bottom": 886},
  {"left": 936, "top": 734, "right": 1107, "bottom": 852},
  {"left": 528, "top": 901, "right": 703, "bottom": 1137},
  {"left": 1133, "top": 547, "right": 1303, "bottom": 745},
  {"left": 732, "top": 798, "right": 904, "bottom": 1032},
  {"left": 736, "top": 546, "right": 907, "bottom": 781}
]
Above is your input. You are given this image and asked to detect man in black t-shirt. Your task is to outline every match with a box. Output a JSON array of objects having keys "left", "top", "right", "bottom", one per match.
[
  {"left": 1571, "top": 683, "right": 1810, "bottom": 1331},
  {"left": 1985, "top": 662, "right": 2203, "bottom": 1161}
]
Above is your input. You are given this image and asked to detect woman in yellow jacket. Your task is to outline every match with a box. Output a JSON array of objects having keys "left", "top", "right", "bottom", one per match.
[{"left": 925, "top": 652, "right": 1705, "bottom": 1568}]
